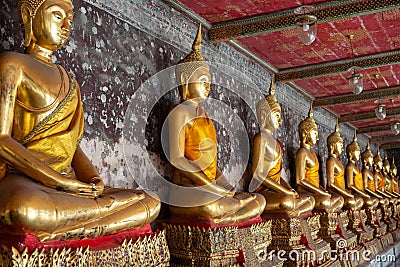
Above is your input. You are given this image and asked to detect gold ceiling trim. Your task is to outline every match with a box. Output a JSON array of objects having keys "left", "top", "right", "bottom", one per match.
[
  {"left": 314, "top": 86, "right": 400, "bottom": 107},
  {"left": 370, "top": 135, "right": 400, "bottom": 143},
  {"left": 357, "top": 124, "right": 391, "bottom": 134},
  {"left": 208, "top": 0, "right": 400, "bottom": 42},
  {"left": 339, "top": 107, "right": 400, "bottom": 123},
  {"left": 276, "top": 50, "right": 400, "bottom": 82}
]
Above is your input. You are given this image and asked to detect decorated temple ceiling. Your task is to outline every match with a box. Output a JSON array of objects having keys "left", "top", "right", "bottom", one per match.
[{"left": 162, "top": 0, "right": 400, "bottom": 149}]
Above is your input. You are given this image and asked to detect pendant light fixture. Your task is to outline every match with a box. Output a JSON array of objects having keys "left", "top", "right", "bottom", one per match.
[
  {"left": 390, "top": 100, "right": 399, "bottom": 135},
  {"left": 373, "top": 74, "right": 386, "bottom": 120},
  {"left": 391, "top": 122, "right": 400, "bottom": 135},
  {"left": 346, "top": 34, "right": 363, "bottom": 94},
  {"left": 294, "top": 2, "right": 317, "bottom": 45}
]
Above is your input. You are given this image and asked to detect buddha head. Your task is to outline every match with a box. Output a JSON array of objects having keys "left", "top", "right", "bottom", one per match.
[
  {"left": 256, "top": 75, "right": 282, "bottom": 132},
  {"left": 327, "top": 119, "right": 343, "bottom": 156},
  {"left": 175, "top": 24, "right": 211, "bottom": 103},
  {"left": 361, "top": 142, "right": 374, "bottom": 168},
  {"left": 298, "top": 102, "right": 318, "bottom": 146},
  {"left": 346, "top": 130, "right": 360, "bottom": 162},
  {"left": 391, "top": 158, "right": 398, "bottom": 177},
  {"left": 373, "top": 150, "right": 383, "bottom": 171},
  {"left": 18, "top": 0, "right": 73, "bottom": 48},
  {"left": 383, "top": 154, "right": 391, "bottom": 175}
]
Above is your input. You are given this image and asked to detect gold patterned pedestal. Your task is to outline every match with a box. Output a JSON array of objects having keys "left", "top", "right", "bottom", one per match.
[
  {"left": 0, "top": 231, "right": 169, "bottom": 267},
  {"left": 366, "top": 208, "right": 387, "bottom": 239},
  {"left": 337, "top": 211, "right": 358, "bottom": 249},
  {"left": 347, "top": 210, "right": 374, "bottom": 243},
  {"left": 315, "top": 211, "right": 357, "bottom": 251},
  {"left": 265, "top": 217, "right": 312, "bottom": 267},
  {"left": 163, "top": 218, "right": 274, "bottom": 267},
  {"left": 300, "top": 215, "right": 341, "bottom": 267},
  {"left": 392, "top": 204, "right": 400, "bottom": 241},
  {"left": 379, "top": 205, "right": 395, "bottom": 248}
]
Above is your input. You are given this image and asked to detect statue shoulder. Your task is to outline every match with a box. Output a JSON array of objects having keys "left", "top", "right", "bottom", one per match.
[{"left": 0, "top": 51, "right": 31, "bottom": 67}]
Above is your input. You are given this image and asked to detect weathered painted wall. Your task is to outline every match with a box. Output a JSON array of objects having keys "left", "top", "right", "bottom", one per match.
[{"left": 0, "top": 0, "right": 383, "bottom": 196}]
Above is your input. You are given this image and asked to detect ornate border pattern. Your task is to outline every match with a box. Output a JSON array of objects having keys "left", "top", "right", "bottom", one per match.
[
  {"left": 339, "top": 107, "right": 400, "bottom": 122},
  {"left": 314, "top": 86, "right": 400, "bottom": 107},
  {"left": 276, "top": 51, "right": 400, "bottom": 82},
  {"left": 0, "top": 231, "right": 169, "bottom": 267}
]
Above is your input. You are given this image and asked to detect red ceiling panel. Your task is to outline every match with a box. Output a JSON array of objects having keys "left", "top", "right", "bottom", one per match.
[
  {"left": 174, "top": 0, "right": 329, "bottom": 23},
  {"left": 235, "top": 12, "right": 400, "bottom": 69}
]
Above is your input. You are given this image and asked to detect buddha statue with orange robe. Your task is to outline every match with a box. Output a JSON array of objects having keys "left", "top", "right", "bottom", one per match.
[
  {"left": 383, "top": 155, "right": 399, "bottom": 199},
  {"left": 295, "top": 103, "right": 344, "bottom": 213},
  {"left": 251, "top": 77, "right": 315, "bottom": 217},
  {"left": 346, "top": 140, "right": 378, "bottom": 209},
  {"left": 374, "top": 151, "right": 395, "bottom": 202},
  {"left": 0, "top": 0, "right": 160, "bottom": 242},
  {"left": 327, "top": 125, "right": 363, "bottom": 211},
  {"left": 362, "top": 145, "right": 388, "bottom": 206},
  {"left": 167, "top": 24, "right": 265, "bottom": 224},
  {"left": 390, "top": 158, "right": 400, "bottom": 197}
]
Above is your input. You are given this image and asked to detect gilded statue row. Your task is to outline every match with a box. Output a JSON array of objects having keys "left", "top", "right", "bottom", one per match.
[{"left": 0, "top": 0, "right": 399, "bottom": 249}]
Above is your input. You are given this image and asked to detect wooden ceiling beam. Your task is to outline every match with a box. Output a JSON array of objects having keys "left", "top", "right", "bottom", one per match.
[
  {"left": 371, "top": 135, "right": 400, "bottom": 143},
  {"left": 209, "top": 0, "right": 400, "bottom": 42},
  {"left": 276, "top": 50, "right": 400, "bottom": 82},
  {"left": 380, "top": 143, "right": 400, "bottom": 149},
  {"left": 339, "top": 108, "right": 400, "bottom": 123},
  {"left": 313, "top": 85, "right": 400, "bottom": 107},
  {"left": 357, "top": 124, "right": 391, "bottom": 134}
]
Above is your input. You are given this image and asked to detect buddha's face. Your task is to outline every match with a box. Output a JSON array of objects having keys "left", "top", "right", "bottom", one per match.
[
  {"left": 335, "top": 141, "right": 344, "bottom": 155},
  {"left": 185, "top": 67, "right": 211, "bottom": 102},
  {"left": 263, "top": 109, "right": 282, "bottom": 131},
  {"left": 366, "top": 156, "right": 373, "bottom": 167},
  {"left": 376, "top": 160, "right": 383, "bottom": 170},
  {"left": 32, "top": 0, "right": 73, "bottom": 50},
  {"left": 393, "top": 167, "right": 398, "bottom": 176},
  {"left": 384, "top": 162, "right": 390, "bottom": 173},
  {"left": 307, "top": 128, "right": 319, "bottom": 146},
  {"left": 353, "top": 149, "right": 361, "bottom": 161}
]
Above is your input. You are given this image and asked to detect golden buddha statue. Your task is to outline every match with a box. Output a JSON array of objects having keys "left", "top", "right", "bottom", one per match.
[
  {"left": 0, "top": 0, "right": 160, "bottom": 242},
  {"left": 346, "top": 140, "right": 379, "bottom": 208},
  {"left": 361, "top": 144, "right": 387, "bottom": 203},
  {"left": 295, "top": 103, "right": 344, "bottom": 213},
  {"left": 167, "top": 24, "right": 265, "bottom": 224},
  {"left": 373, "top": 151, "right": 395, "bottom": 201},
  {"left": 251, "top": 77, "right": 315, "bottom": 217},
  {"left": 390, "top": 158, "right": 400, "bottom": 197},
  {"left": 327, "top": 125, "right": 363, "bottom": 210},
  {"left": 383, "top": 155, "right": 399, "bottom": 199}
]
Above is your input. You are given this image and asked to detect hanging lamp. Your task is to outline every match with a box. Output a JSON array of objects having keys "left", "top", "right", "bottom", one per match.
[
  {"left": 346, "top": 35, "right": 363, "bottom": 94},
  {"left": 294, "top": 3, "right": 317, "bottom": 45},
  {"left": 373, "top": 74, "right": 386, "bottom": 120}
]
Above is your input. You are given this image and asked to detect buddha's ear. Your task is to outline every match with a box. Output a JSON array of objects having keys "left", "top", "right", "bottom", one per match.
[
  {"left": 21, "top": 4, "right": 33, "bottom": 47},
  {"left": 301, "top": 130, "right": 307, "bottom": 141},
  {"left": 260, "top": 109, "right": 267, "bottom": 128},
  {"left": 180, "top": 73, "right": 189, "bottom": 100}
]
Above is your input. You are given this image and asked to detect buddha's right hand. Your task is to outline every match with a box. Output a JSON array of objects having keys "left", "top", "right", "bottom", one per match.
[
  {"left": 64, "top": 179, "right": 103, "bottom": 198},
  {"left": 224, "top": 188, "right": 236, "bottom": 198}
]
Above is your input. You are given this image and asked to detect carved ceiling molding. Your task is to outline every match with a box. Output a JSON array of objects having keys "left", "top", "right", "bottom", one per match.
[
  {"left": 370, "top": 135, "right": 400, "bottom": 143},
  {"left": 314, "top": 86, "right": 400, "bottom": 107},
  {"left": 276, "top": 50, "right": 400, "bottom": 82},
  {"left": 208, "top": 0, "right": 400, "bottom": 42},
  {"left": 357, "top": 125, "right": 391, "bottom": 134},
  {"left": 339, "top": 107, "right": 400, "bottom": 123}
]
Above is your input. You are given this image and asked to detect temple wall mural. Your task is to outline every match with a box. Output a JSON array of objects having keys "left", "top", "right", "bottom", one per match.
[{"left": 0, "top": 0, "right": 379, "bottom": 193}]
